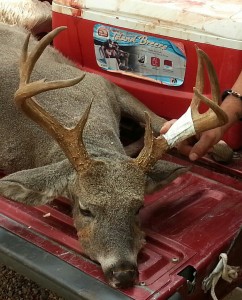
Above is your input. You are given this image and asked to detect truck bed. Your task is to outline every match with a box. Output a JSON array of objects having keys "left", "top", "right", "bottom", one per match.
[{"left": 1, "top": 150, "right": 242, "bottom": 300}]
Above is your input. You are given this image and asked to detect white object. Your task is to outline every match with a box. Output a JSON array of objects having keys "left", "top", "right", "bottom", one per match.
[
  {"left": 162, "top": 107, "right": 195, "bottom": 147},
  {"left": 53, "top": 0, "right": 242, "bottom": 50}
]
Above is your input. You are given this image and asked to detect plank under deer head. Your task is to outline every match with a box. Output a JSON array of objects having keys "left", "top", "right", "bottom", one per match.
[{"left": 11, "top": 27, "right": 227, "bottom": 288}]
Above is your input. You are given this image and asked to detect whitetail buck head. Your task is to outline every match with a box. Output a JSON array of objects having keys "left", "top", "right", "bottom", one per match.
[{"left": 6, "top": 27, "right": 227, "bottom": 288}]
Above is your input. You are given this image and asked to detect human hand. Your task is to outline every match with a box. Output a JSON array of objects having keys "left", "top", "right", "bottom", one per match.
[{"left": 160, "top": 120, "right": 224, "bottom": 161}]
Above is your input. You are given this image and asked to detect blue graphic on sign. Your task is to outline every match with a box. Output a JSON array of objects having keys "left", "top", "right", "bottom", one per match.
[{"left": 94, "top": 24, "right": 186, "bottom": 86}]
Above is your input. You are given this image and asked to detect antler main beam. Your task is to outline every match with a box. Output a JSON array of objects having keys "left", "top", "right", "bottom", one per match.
[
  {"left": 134, "top": 47, "right": 228, "bottom": 171},
  {"left": 14, "top": 27, "right": 93, "bottom": 172}
]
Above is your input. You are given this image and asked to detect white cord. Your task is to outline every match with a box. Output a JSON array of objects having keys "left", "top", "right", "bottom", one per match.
[{"left": 202, "top": 253, "right": 240, "bottom": 300}]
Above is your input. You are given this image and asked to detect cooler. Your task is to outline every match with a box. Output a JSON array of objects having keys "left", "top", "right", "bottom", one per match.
[{"left": 52, "top": 0, "right": 242, "bottom": 150}]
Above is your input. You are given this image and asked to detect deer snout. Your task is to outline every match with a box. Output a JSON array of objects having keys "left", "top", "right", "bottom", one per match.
[{"left": 104, "top": 262, "right": 138, "bottom": 289}]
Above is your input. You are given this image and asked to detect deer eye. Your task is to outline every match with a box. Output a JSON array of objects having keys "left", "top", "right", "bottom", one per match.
[{"left": 79, "top": 207, "right": 94, "bottom": 217}]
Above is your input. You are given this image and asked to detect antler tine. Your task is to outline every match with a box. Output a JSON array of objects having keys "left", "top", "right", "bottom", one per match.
[
  {"left": 71, "top": 98, "right": 94, "bottom": 166},
  {"left": 191, "top": 47, "right": 228, "bottom": 131},
  {"left": 20, "top": 26, "right": 68, "bottom": 85},
  {"left": 134, "top": 47, "right": 228, "bottom": 172},
  {"left": 16, "top": 26, "right": 83, "bottom": 103},
  {"left": 14, "top": 27, "right": 93, "bottom": 172},
  {"left": 133, "top": 112, "right": 169, "bottom": 170},
  {"left": 195, "top": 47, "right": 220, "bottom": 104},
  {"left": 190, "top": 46, "right": 204, "bottom": 110}
]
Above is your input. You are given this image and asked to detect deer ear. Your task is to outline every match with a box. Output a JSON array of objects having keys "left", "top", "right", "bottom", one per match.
[
  {"left": 145, "top": 160, "right": 189, "bottom": 194},
  {"left": 0, "top": 160, "right": 73, "bottom": 205}
]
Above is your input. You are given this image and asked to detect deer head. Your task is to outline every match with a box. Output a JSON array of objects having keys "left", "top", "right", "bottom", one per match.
[{"left": 2, "top": 27, "right": 227, "bottom": 288}]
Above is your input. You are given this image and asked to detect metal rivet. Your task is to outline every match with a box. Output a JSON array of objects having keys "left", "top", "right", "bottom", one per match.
[
  {"left": 171, "top": 257, "right": 179, "bottom": 263},
  {"left": 139, "top": 281, "right": 146, "bottom": 286}
]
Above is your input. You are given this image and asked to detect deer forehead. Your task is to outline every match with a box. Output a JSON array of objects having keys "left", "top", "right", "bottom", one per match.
[
  {"left": 78, "top": 195, "right": 143, "bottom": 212},
  {"left": 76, "top": 184, "right": 144, "bottom": 210},
  {"left": 76, "top": 160, "right": 146, "bottom": 191}
]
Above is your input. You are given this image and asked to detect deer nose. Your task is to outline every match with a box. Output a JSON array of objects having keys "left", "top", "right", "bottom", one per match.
[{"left": 106, "top": 262, "right": 138, "bottom": 288}]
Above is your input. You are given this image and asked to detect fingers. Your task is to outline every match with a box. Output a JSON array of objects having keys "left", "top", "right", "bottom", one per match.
[
  {"left": 160, "top": 119, "right": 176, "bottom": 134},
  {"left": 160, "top": 121, "right": 224, "bottom": 162},
  {"left": 176, "top": 139, "right": 194, "bottom": 157},
  {"left": 160, "top": 120, "right": 198, "bottom": 157},
  {"left": 189, "top": 128, "right": 223, "bottom": 161}
]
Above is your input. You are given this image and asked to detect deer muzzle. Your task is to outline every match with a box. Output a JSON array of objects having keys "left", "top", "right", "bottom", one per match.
[{"left": 103, "top": 261, "right": 139, "bottom": 288}]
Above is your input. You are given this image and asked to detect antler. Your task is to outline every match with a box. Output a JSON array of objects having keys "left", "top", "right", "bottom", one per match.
[
  {"left": 14, "top": 26, "right": 93, "bottom": 172},
  {"left": 134, "top": 47, "right": 228, "bottom": 171}
]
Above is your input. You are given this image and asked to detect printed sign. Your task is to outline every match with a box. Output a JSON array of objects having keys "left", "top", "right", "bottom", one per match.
[{"left": 94, "top": 24, "right": 186, "bottom": 86}]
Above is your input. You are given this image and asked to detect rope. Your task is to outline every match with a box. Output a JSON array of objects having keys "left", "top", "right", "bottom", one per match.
[{"left": 202, "top": 253, "right": 240, "bottom": 300}]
